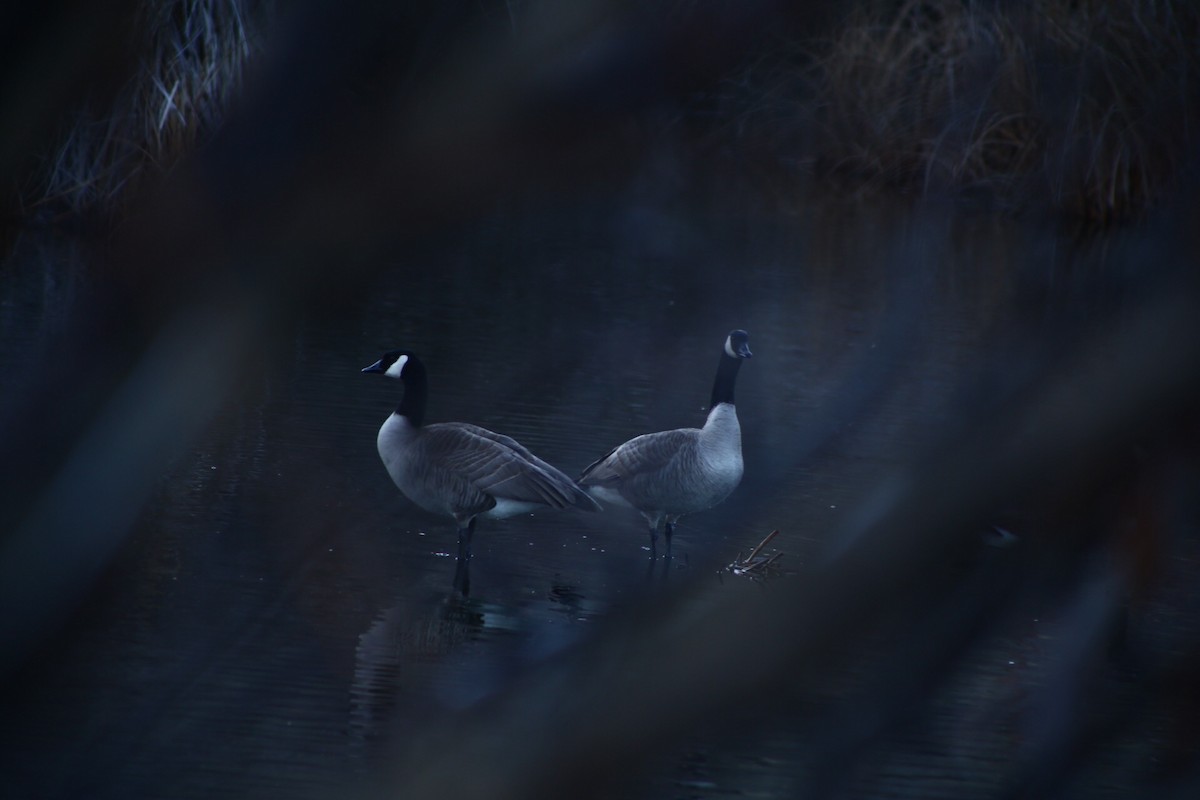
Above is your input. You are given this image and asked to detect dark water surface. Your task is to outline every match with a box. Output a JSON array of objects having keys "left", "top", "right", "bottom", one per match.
[{"left": 1, "top": 181, "right": 1192, "bottom": 798}]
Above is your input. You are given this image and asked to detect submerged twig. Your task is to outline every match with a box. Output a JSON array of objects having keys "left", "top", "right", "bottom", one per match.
[{"left": 726, "top": 529, "right": 785, "bottom": 580}]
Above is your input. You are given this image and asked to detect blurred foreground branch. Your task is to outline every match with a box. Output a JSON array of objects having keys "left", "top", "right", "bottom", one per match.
[{"left": 0, "top": 2, "right": 1196, "bottom": 796}]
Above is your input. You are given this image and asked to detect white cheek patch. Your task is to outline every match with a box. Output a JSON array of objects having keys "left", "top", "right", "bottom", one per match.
[
  {"left": 385, "top": 354, "right": 409, "bottom": 379},
  {"left": 725, "top": 337, "right": 737, "bottom": 358}
]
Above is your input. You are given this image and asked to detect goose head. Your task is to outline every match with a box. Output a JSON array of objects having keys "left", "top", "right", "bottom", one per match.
[
  {"left": 362, "top": 350, "right": 417, "bottom": 379},
  {"left": 363, "top": 349, "right": 428, "bottom": 425},
  {"left": 725, "top": 330, "right": 753, "bottom": 359}
]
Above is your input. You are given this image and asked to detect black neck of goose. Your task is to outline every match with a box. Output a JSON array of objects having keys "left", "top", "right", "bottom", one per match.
[
  {"left": 397, "top": 359, "right": 428, "bottom": 427},
  {"left": 710, "top": 352, "right": 743, "bottom": 408}
]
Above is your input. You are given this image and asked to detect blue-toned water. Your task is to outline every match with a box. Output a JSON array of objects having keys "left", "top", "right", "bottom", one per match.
[{"left": 1, "top": 180, "right": 1190, "bottom": 799}]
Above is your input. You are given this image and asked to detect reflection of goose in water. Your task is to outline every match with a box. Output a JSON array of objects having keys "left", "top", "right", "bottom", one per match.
[
  {"left": 348, "top": 599, "right": 484, "bottom": 758},
  {"left": 349, "top": 591, "right": 588, "bottom": 761},
  {"left": 363, "top": 350, "right": 600, "bottom": 595},
  {"left": 580, "top": 330, "right": 753, "bottom": 558}
]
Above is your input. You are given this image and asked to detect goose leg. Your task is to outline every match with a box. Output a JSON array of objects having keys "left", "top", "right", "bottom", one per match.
[
  {"left": 663, "top": 519, "right": 676, "bottom": 561},
  {"left": 646, "top": 519, "right": 660, "bottom": 559},
  {"left": 453, "top": 517, "right": 476, "bottom": 596}
]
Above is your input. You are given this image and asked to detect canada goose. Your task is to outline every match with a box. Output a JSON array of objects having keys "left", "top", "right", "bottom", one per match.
[
  {"left": 579, "top": 329, "right": 753, "bottom": 557},
  {"left": 363, "top": 350, "right": 600, "bottom": 594}
]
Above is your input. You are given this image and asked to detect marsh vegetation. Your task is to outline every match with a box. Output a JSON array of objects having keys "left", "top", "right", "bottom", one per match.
[{"left": 9, "top": 0, "right": 1198, "bottom": 232}]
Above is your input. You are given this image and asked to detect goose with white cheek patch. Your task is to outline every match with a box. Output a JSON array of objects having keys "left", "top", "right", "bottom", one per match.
[
  {"left": 579, "top": 329, "right": 752, "bottom": 558},
  {"left": 363, "top": 350, "right": 600, "bottom": 595}
]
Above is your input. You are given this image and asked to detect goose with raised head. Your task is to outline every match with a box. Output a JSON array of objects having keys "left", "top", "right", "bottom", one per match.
[
  {"left": 579, "top": 329, "right": 753, "bottom": 558},
  {"left": 363, "top": 350, "right": 600, "bottom": 595}
]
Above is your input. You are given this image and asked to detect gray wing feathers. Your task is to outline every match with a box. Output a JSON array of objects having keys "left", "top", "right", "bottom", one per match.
[
  {"left": 424, "top": 424, "right": 598, "bottom": 511},
  {"left": 580, "top": 427, "right": 738, "bottom": 515},
  {"left": 579, "top": 429, "right": 700, "bottom": 488}
]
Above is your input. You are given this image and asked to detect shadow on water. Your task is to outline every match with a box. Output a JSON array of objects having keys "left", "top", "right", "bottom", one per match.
[{"left": 1, "top": 170, "right": 1197, "bottom": 799}]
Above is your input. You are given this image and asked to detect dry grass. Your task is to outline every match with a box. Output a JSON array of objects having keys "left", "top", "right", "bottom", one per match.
[
  {"left": 814, "top": 2, "right": 1038, "bottom": 191},
  {"left": 730, "top": 0, "right": 1200, "bottom": 227},
  {"left": 1033, "top": 0, "right": 1200, "bottom": 225},
  {"left": 28, "top": 0, "right": 262, "bottom": 227},
  {"left": 16, "top": 0, "right": 1199, "bottom": 232}
]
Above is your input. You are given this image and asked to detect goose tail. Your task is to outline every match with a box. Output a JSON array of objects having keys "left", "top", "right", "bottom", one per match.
[{"left": 567, "top": 479, "right": 603, "bottom": 512}]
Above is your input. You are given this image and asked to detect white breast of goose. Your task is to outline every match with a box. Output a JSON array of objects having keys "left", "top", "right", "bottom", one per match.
[
  {"left": 691, "top": 407, "right": 744, "bottom": 506},
  {"left": 698, "top": 403, "right": 743, "bottom": 479},
  {"left": 377, "top": 413, "right": 419, "bottom": 478}
]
